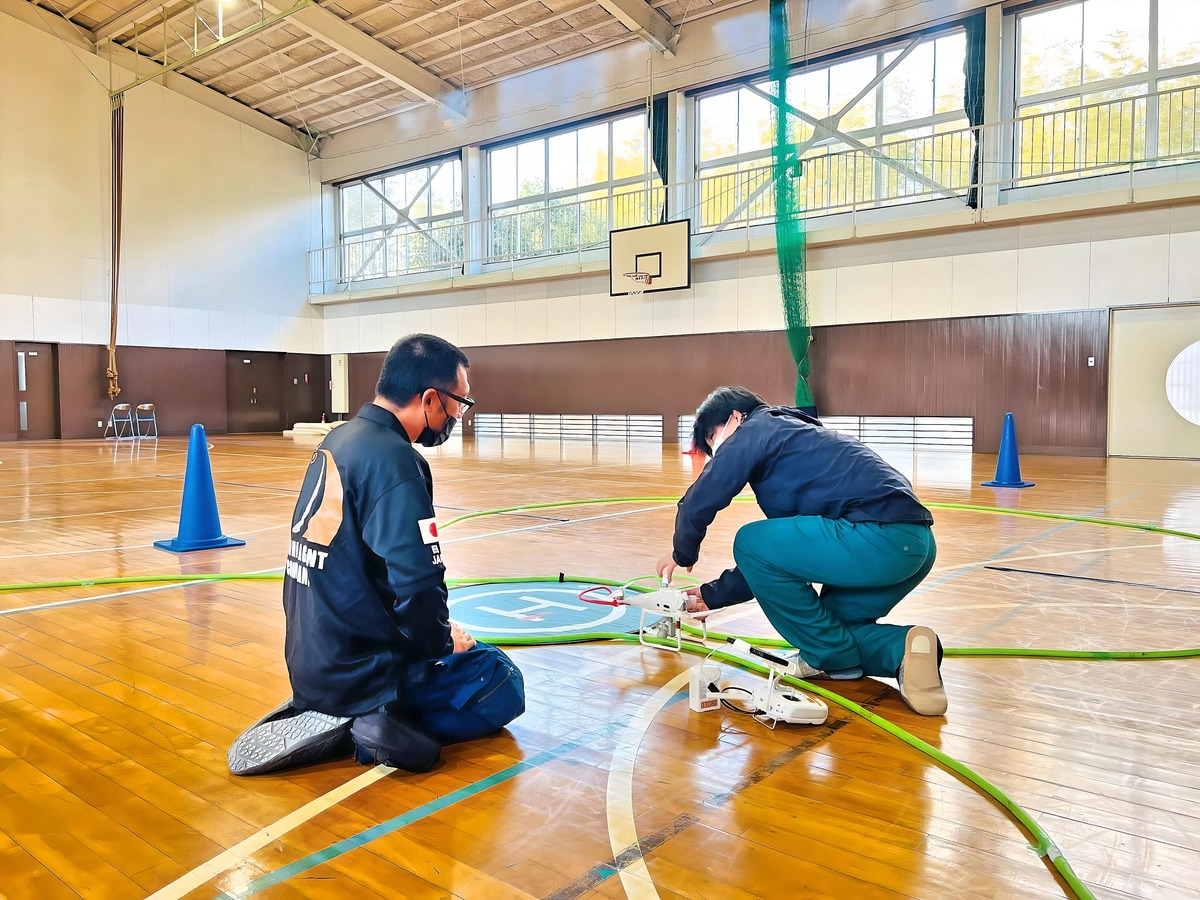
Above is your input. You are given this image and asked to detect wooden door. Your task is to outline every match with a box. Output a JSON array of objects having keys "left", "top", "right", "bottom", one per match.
[
  {"left": 226, "top": 351, "right": 286, "bottom": 433},
  {"left": 14, "top": 342, "right": 60, "bottom": 440},
  {"left": 284, "top": 353, "right": 331, "bottom": 428}
]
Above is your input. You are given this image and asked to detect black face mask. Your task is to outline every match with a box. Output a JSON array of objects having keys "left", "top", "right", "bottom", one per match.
[{"left": 417, "top": 394, "right": 457, "bottom": 447}]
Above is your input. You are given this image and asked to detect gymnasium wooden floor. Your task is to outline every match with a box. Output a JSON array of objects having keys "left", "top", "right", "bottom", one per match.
[{"left": 1, "top": 433, "right": 1198, "bottom": 899}]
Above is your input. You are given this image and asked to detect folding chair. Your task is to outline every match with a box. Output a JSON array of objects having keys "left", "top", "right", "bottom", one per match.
[
  {"left": 134, "top": 403, "right": 158, "bottom": 439},
  {"left": 104, "top": 403, "right": 134, "bottom": 440}
]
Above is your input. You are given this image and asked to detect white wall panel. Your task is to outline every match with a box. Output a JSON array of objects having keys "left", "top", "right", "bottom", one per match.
[
  {"left": 806, "top": 268, "right": 837, "bottom": 326},
  {"left": 485, "top": 301, "right": 518, "bottom": 345},
  {"left": 835, "top": 263, "right": 892, "bottom": 324},
  {"left": 125, "top": 304, "right": 171, "bottom": 347},
  {"left": 355, "top": 313, "right": 385, "bottom": 353},
  {"left": 280, "top": 315, "right": 316, "bottom": 353},
  {"left": 1017, "top": 243, "right": 1090, "bottom": 313},
  {"left": 209, "top": 310, "right": 247, "bottom": 351},
  {"left": 693, "top": 280, "right": 739, "bottom": 334},
  {"left": 380, "top": 311, "right": 406, "bottom": 345},
  {"left": 580, "top": 292, "right": 617, "bottom": 341},
  {"left": 651, "top": 289, "right": 694, "bottom": 336},
  {"left": 81, "top": 300, "right": 116, "bottom": 345},
  {"left": 430, "top": 305, "right": 460, "bottom": 344},
  {"left": 245, "top": 313, "right": 283, "bottom": 351},
  {"left": 614, "top": 291, "right": 655, "bottom": 338},
  {"left": 335, "top": 316, "right": 361, "bottom": 353},
  {"left": 0, "top": 294, "right": 35, "bottom": 340},
  {"left": 405, "top": 307, "right": 434, "bottom": 336},
  {"left": 458, "top": 304, "right": 487, "bottom": 346},
  {"left": 546, "top": 293, "right": 582, "bottom": 343},
  {"left": 513, "top": 297, "right": 549, "bottom": 343},
  {"left": 1168, "top": 231, "right": 1200, "bottom": 303},
  {"left": 951, "top": 249, "right": 1018, "bottom": 317},
  {"left": 32, "top": 297, "right": 83, "bottom": 344},
  {"left": 168, "top": 306, "right": 211, "bottom": 349},
  {"left": 737, "top": 275, "right": 785, "bottom": 331},
  {"left": 893, "top": 257, "right": 953, "bottom": 320},
  {"left": 1090, "top": 235, "right": 1169, "bottom": 309}
]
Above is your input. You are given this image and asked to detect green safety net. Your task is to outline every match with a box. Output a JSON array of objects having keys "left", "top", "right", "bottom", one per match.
[{"left": 769, "top": 0, "right": 814, "bottom": 410}]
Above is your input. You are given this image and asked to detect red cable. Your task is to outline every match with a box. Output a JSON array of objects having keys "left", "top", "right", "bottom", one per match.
[{"left": 578, "top": 585, "right": 623, "bottom": 606}]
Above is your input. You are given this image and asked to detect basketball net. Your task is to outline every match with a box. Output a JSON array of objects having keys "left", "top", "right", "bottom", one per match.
[{"left": 623, "top": 272, "right": 652, "bottom": 298}]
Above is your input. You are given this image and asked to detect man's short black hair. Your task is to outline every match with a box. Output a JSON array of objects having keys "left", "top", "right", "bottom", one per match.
[
  {"left": 375, "top": 334, "right": 469, "bottom": 406},
  {"left": 692, "top": 386, "right": 767, "bottom": 457}
]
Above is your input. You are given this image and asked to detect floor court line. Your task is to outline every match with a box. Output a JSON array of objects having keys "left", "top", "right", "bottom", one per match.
[
  {"left": 605, "top": 670, "right": 692, "bottom": 900},
  {"left": 210, "top": 694, "right": 690, "bottom": 899}
]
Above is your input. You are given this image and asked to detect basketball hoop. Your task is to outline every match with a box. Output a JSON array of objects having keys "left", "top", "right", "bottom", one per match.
[{"left": 623, "top": 271, "right": 653, "bottom": 297}]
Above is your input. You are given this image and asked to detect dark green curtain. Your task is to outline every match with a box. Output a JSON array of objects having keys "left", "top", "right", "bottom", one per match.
[
  {"left": 650, "top": 94, "right": 670, "bottom": 222},
  {"left": 963, "top": 13, "right": 986, "bottom": 209},
  {"left": 770, "top": 0, "right": 815, "bottom": 412}
]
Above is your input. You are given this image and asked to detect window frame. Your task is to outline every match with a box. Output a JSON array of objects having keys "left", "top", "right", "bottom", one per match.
[{"left": 690, "top": 23, "right": 973, "bottom": 225}]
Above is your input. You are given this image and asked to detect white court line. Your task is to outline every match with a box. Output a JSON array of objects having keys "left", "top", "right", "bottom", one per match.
[
  {"left": 925, "top": 541, "right": 1164, "bottom": 576},
  {"left": 0, "top": 524, "right": 289, "bottom": 561},
  {"left": 446, "top": 504, "right": 674, "bottom": 544},
  {"left": 143, "top": 764, "right": 395, "bottom": 900},
  {"left": 0, "top": 494, "right": 286, "bottom": 526},
  {"left": 606, "top": 671, "right": 691, "bottom": 900}
]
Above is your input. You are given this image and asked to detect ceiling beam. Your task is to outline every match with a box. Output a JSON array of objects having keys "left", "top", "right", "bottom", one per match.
[
  {"left": 596, "top": 0, "right": 676, "bottom": 57},
  {"left": 93, "top": 0, "right": 175, "bottom": 41},
  {"left": 225, "top": 47, "right": 346, "bottom": 99},
  {"left": 263, "top": 0, "right": 464, "bottom": 116},
  {"left": 194, "top": 32, "right": 313, "bottom": 83},
  {"left": 104, "top": 39, "right": 308, "bottom": 147}
]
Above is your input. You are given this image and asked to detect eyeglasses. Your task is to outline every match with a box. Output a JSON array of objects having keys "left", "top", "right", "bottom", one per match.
[{"left": 437, "top": 388, "right": 475, "bottom": 413}]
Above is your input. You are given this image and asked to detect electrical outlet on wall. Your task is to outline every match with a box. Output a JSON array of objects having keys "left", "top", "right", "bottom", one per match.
[{"left": 97, "top": 420, "right": 103, "bottom": 428}]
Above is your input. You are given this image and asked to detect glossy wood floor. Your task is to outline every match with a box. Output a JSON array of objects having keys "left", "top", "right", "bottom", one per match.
[{"left": 1, "top": 434, "right": 1198, "bottom": 899}]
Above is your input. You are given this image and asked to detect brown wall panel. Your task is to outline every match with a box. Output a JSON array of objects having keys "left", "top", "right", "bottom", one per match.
[
  {"left": 57, "top": 345, "right": 228, "bottom": 439},
  {"left": 342, "top": 311, "right": 1107, "bottom": 455},
  {"left": 349, "top": 352, "right": 386, "bottom": 418},
  {"left": 809, "top": 311, "right": 1108, "bottom": 455},
  {"left": 458, "top": 333, "right": 798, "bottom": 437},
  {"left": 0, "top": 341, "right": 17, "bottom": 441}
]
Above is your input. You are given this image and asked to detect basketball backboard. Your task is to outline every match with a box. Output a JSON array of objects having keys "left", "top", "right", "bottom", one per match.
[{"left": 609, "top": 219, "right": 691, "bottom": 297}]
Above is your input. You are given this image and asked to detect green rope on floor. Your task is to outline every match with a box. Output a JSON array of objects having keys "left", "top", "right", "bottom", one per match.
[{"left": 475, "top": 618, "right": 1095, "bottom": 900}]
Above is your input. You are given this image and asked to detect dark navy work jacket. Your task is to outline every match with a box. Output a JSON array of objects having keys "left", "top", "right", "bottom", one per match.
[
  {"left": 283, "top": 403, "right": 452, "bottom": 716},
  {"left": 674, "top": 406, "right": 933, "bottom": 609}
]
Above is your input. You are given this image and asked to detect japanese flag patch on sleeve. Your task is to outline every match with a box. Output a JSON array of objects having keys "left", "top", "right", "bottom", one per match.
[{"left": 417, "top": 517, "right": 440, "bottom": 545}]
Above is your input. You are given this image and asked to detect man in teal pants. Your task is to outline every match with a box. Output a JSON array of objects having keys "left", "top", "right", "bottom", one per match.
[{"left": 656, "top": 386, "right": 946, "bottom": 715}]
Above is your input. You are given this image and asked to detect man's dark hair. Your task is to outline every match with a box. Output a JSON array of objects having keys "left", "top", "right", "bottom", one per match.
[
  {"left": 692, "top": 386, "right": 767, "bottom": 457},
  {"left": 376, "top": 334, "right": 469, "bottom": 406}
]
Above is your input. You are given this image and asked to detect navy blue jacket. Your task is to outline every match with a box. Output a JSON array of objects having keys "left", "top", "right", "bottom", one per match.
[
  {"left": 283, "top": 403, "right": 452, "bottom": 716},
  {"left": 673, "top": 406, "right": 933, "bottom": 609}
]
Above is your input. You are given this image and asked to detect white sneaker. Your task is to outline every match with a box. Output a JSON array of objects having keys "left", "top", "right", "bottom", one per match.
[
  {"left": 774, "top": 649, "right": 824, "bottom": 678},
  {"left": 898, "top": 626, "right": 947, "bottom": 716}
]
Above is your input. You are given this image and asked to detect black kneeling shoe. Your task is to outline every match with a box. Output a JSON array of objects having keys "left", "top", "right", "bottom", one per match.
[
  {"left": 227, "top": 700, "right": 353, "bottom": 776},
  {"left": 350, "top": 710, "right": 441, "bottom": 773}
]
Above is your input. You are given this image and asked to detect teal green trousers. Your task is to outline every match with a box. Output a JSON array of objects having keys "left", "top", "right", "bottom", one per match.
[{"left": 732, "top": 517, "right": 936, "bottom": 677}]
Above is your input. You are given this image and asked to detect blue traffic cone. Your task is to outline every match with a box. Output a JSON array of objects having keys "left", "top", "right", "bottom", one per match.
[
  {"left": 982, "top": 412, "right": 1035, "bottom": 488},
  {"left": 154, "top": 424, "right": 247, "bottom": 552}
]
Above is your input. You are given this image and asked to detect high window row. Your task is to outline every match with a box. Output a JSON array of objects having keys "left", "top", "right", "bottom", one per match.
[{"left": 324, "top": 0, "right": 1200, "bottom": 287}]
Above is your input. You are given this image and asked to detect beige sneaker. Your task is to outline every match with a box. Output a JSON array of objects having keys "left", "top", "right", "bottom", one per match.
[{"left": 898, "top": 626, "right": 947, "bottom": 716}]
